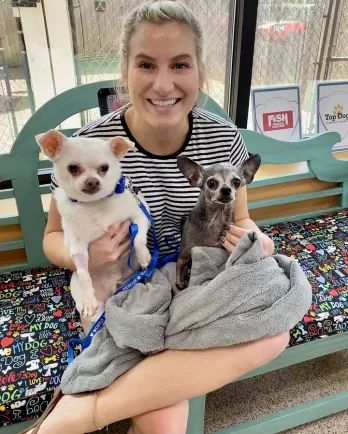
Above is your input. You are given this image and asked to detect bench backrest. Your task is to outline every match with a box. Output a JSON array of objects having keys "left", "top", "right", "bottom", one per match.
[{"left": 1, "top": 79, "right": 347, "bottom": 273}]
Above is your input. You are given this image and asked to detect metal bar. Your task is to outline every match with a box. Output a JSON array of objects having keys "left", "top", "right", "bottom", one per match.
[
  {"left": 0, "top": 47, "right": 18, "bottom": 137},
  {"left": 230, "top": 0, "right": 259, "bottom": 128},
  {"left": 17, "top": 15, "right": 36, "bottom": 114},
  {"left": 223, "top": 0, "right": 238, "bottom": 114},
  {"left": 214, "top": 389, "right": 348, "bottom": 434},
  {"left": 21, "top": 50, "right": 36, "bottom": 114},
  {"left": 327, "top": 56, "right": 348, "bottom": 62},
  {"left": 314, "top": 0, "right": 334, "bottom": 81},
  {"left": 324, "top": 0, "right": 344, "bottom": 79}
]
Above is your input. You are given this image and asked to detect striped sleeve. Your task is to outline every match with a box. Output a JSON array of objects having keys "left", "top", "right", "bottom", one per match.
[
  {"left": 50, "top": 172, "right": 59, "bottom": 191},
  {"left": 229, "top": 129, "right": 249, "bottom": 166}
]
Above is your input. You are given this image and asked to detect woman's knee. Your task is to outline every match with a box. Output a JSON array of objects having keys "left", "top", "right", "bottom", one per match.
[
  {"left": 250, "top": 331, "right": 289, "bottom": 369},
  {"left": 131, "top": 400, "right": 189, "bottom": 434}
]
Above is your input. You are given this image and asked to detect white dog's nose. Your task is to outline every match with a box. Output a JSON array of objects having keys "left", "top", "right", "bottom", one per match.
[{"left": 84, "top": 177, "right": 100, "bottom": 192}]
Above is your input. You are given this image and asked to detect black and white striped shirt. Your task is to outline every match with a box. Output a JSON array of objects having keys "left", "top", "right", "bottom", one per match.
[{"left": 51, "top": 106, "right": 248, "bottom": 257}]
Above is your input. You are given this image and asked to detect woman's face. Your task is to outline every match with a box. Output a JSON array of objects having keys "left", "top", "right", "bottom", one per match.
[{"left": 123, "top": 21, "right": 203, "bottom": 130}]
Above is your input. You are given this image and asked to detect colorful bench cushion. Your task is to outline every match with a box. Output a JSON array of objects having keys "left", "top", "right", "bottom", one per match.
[
  {"left": 261, "top": 209, "right": 348, "bottom": 346},
  {"left": 0, "top": 266, "right": 82, "bottom": 427},
  {"left": 1, "top": 209, "right": 348, "bottom": 427}
]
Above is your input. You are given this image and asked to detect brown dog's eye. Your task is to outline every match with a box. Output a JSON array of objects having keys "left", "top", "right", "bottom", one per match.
[
  {"left": 207, "top": 179, "right": 218, "bottom": 190},
  {"left": 68, "top": 164, "right": 79, "bottom": 175},
  {"left": 232, "top": 179, "right": 241, "bottom": 189}
]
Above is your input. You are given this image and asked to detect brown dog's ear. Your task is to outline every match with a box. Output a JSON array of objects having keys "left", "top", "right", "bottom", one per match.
[
  {"left": 177, "top": 156, "right": 205, "bottom": 188},
  {"left": 241, "top": 154, "right": 261, "bottom": 185},
  {"left": 35, "top": 130, "right": 67, "bottom": 159},
  {"left": 109, "top": 136, "right": 136, "bottom": 159}
]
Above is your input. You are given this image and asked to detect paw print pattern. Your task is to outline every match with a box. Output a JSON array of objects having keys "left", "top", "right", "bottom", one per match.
[
  {"left": 261, "top": 209, "right": 348, "bottom": 346},
  {"left": 333, "top": 104, "right": 343, "bottom": 116},
  {"left": 0, "top": 265, "right": 83, "bottom": 425}
]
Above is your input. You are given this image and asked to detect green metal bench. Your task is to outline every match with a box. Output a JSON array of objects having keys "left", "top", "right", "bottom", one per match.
[{"left": 2, "top": 79, "right": 348, "bottom": 434}]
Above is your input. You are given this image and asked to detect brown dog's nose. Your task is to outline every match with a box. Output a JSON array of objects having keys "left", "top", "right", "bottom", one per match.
[{"left": 84, "top": 177, "right": 100, "bottom": 192}]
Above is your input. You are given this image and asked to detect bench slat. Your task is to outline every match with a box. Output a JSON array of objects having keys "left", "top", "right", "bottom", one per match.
[
  {"left": 249, "top": 187, "right": 343, "bottom": 209},
  {"left": 0, "top": 189, "right": 14, "bottom": 200},
  {"left": 0, "top": 240, "right": 24, "bottom": 252},
  {"left": 255, "top": 207, "right": 342, "bottom": 226},
  {"left": 250, "top": 171, "right": 314, "bottom": 188}
]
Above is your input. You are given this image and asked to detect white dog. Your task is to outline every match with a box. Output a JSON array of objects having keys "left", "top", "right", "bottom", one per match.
[{"left": 36, "top": 130, "right": 151, "bottom": 320}]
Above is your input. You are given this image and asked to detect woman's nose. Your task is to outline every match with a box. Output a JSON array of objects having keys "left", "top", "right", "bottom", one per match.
[{"left": 152, "top": 68, "right": 175, "bottom": 95}]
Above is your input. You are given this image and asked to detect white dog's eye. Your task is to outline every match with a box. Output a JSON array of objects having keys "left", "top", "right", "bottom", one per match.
[
  {"left": 232, "top": 179, "right": 241, "bottom": 189},
  {"left": 68, "top": 164, "right": 79, "bottom": 175},
  {"left": 100, "top": 164, "right": 109, "bottom": 173}
]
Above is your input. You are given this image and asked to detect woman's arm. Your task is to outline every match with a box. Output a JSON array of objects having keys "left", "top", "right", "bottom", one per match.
[
  {"left": 43, "top": 198, "right": 76, "bottom": 270},
  {"left": 220, "top": 186, "right": 275, "bottom": 257},
  {"left": 43, "top": 197, "right": 131, "bottom": 270}
]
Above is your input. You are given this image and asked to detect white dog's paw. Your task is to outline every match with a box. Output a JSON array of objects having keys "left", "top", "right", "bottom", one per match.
[
  {"left": 90, "top": 303, "right": 105, "bottom": 323},
  {"left": 75, "top": 292, "right": 100, "bottom": 319},
  {"left": 136, "top": 245, "right": 151, "bottom": 269}
]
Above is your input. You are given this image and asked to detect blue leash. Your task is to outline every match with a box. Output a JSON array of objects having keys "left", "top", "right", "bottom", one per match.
[{"left": 67, "top": 178, "right": 178, "bottom": 364}]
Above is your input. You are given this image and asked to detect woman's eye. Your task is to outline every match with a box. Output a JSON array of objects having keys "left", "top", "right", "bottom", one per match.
[
  {"left": 232, "top": 179, "right": 241, "bottom": 189},
  {"left": 139, "top": 62, "right": 154, "bottom": 70},
  {"left": 100, "top": 164, "right": 109, "bottom": 173},
  {"left": 207, "top": 179, "right": 218, "bottom": 189},
  {"left": 174, "top": 63, "right": 189, "bottom": 70},
  {"left": 68, "top": 164, "right": 79, "bottom": 175}
]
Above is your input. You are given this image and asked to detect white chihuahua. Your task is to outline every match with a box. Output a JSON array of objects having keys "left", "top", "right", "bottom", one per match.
[{"left": 36, "top": 130, "right": 151, "bottom": 320}]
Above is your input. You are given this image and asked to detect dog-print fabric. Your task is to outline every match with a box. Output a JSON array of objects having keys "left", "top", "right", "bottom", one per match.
[
  {"left": 261, "top": 209, "right": 348, "bottom": 346},
  {"left": 1, "top": 210, "right": 348, "bottom": 426},
  {"left": 0, "top": 266, "right": 82, "bottom": 427}
]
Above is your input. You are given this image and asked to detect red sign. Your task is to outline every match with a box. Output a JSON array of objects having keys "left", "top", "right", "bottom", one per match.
[{"left": 263, "top": 110, "right": 294, "bottom": 131}]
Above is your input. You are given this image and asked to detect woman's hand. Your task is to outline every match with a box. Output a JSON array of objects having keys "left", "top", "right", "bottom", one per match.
[
  {"left": 220, "top": 225, "right": 275, "bottom": 258},
  {"left": 88, "top": 220, "right": 131, "bottom": 270}
]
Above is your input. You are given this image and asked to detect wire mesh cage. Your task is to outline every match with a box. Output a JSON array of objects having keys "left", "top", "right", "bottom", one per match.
[{"left": 251, "top": 0, "right": 348, "bottom": 134}]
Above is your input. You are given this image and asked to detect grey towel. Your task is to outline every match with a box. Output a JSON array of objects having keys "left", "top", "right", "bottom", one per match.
[{"left": 61, "top": 232, "right": 312, "bottom": 395}]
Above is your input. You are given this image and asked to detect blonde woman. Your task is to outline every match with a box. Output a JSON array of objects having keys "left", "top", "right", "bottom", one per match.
[{"left": 22, "top": 2, "right": 287, "bottom": 433}]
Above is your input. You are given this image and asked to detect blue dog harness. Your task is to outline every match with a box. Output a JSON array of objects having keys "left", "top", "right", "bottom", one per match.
[{"left": 67, "top": 175, "right": 180, "bottom": 364}]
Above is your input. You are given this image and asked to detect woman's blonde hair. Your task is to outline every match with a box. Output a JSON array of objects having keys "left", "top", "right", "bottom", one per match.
[{"left": 120, "top": 1, "right": 205, "bottom": 70}]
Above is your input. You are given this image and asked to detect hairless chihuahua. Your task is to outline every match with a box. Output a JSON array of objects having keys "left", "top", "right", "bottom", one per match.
[{"left": 176, "top": 154, "right": 261, "bottom": 289}]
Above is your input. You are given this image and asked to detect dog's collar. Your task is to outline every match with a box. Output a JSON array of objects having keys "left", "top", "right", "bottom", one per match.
[{"left": 69, "top": 174, "right": 128, "bottom": 203}]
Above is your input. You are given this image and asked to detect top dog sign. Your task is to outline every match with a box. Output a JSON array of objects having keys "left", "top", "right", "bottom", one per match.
[
  {"left": 317, "top": 81, "right": 348, "bottom": 152},
  {"left": 251, "top": 86, "right": 302, "bottom": 141}
]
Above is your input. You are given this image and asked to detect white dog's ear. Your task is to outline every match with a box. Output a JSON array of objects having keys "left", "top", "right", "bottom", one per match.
[
  {"left": 35, "top": 130, "right": 67, "bottom": 159},
  {"left": 109, "top": 136, "right": 136, "bottom": 159}
]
